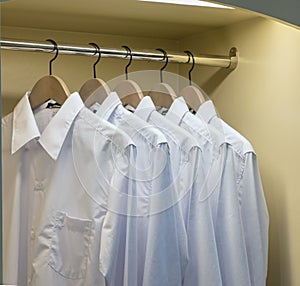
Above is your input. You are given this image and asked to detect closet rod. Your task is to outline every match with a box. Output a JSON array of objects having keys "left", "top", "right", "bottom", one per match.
[{"left": 0, "top": 40, "right": 238, "bottom": 69}]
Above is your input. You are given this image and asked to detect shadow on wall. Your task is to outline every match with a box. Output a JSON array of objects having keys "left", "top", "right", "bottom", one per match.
[
  {"left": 2, "top": 96, "right": 20, "bottom": 117},
  {"left": 201, "top": 68, "right": 233, "bottom": 95},
  {"left": 261, "top": 166, "right": 291, "bottom": 286}
]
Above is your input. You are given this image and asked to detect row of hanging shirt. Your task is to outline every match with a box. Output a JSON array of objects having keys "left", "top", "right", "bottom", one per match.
[{"left": 2, "top": 65, "right": 269, "bottom": 286}]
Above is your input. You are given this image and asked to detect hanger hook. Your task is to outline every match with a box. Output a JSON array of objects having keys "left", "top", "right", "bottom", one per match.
[
  {"left": 122, "top": 45, "right": 132, "bottom": 80},
  {"left": 89, "top": 42, "right": 101, "bottom": 78},
  {"left": 46, "top": 39, "right": 59, "bottom": 75},
  {"left": 184, "top": 50, "right": 195, "bottom": 86},
  {"left": 156, "top": 48, "right": 168, "bottom": 83}
]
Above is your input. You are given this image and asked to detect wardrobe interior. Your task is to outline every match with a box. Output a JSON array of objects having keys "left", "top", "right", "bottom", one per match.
[{"left": 1, "top": 0, "right": 300, "bottom": 285}]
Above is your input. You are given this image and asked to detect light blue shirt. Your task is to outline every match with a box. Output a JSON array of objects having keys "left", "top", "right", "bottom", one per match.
[
  {"left": 92, "top": 92, "right": 189, "bottom": 286},
  {"left": 197, "top": 100, "right": 269, "bottom": 286},
  {"left": 135, "top": 96, "right": 202, "bottom": 286},
  {"left": 135, "top": 96, "right": 202, "bottom": 208},
  {"left": 166, "top": 97, "right": 226, "bottom": 286}
]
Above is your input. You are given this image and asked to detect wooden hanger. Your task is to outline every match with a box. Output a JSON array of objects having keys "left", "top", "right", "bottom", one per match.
[
  {"left": 114, "top": 79, "right": 143, "bottom": 108},
  {"left": 113, "top": 45, "right": 143, "bottom": 108},
  {"left": 81, "top": 79, "right": 111, "bottom": 107},
  {"left": 29, "top": 39, "right": 70, "bottom": 110},
  {"left": 149, "top": 82, "right": 176, "bottom": 109},
  {"left": 30, "top": 75, "right": 70, "bottom": 110},
  {"left": 149, "top": 48, "right": 176, "bottom": 109},
  {"left": 179, "top": 85, "right": 206, "bottom": 111},
  {"left": 79, "top": 43, "right": 111, "bottom": 106},
  {"left": 179, "top": 50, "right": 206, "bottom": 112}
]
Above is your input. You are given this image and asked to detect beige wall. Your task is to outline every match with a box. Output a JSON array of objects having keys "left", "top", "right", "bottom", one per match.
[
  {"left": 1, "top": 26, "right": 180, "bottom": 116},
  {"left": 2, "top": 17, "right": 300, "bottom": 286},
  {"left": 180, "top": 17, "right": 300, "bottom": 286}
]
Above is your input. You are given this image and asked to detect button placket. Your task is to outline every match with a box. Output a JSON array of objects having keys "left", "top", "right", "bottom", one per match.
[{"left": 30, "top": 228, "right": 36, "bottom": 240}]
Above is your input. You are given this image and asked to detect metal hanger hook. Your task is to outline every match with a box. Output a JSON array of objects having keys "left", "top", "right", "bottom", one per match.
[
  {"left": 122, "top": 45, "right": 132, "bottom": 80},
  {"left": 46, "top": 39, "right": 59, "bottom": 75},
  {"left": 184, "top": 50, "right": 195, "bottom": 86},
  {"left": 89, "top": 42, "right": 101, "bottom": 78},
  {"left": 156, "top": 48, "right": 168, "bottom": 83}
]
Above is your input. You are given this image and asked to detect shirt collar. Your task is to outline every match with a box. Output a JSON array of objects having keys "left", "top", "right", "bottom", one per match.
[
  {"left": 12, "top": 92, "right": 84, "bottom": 160},
  {"left": 196, "top": 100, "right": 218, "bottom": 123},
  {"left": 95, "top": 91, "right": 122, "bottom": 120},
  {"left": 12, "top": 92, "right": 41, "bottom": 154},
  {"left": 196, "top": 100, "right": 226, "bottom": 149},
  {"left": 150, "top": 110, "right": 202, "bottom": 156},
  {"left": 93, "top": 93, "right": 167, "bottom": 147},
  {"left": 165, "top": 97, "right": 189, "bottom": 125},
  {"left": 135, "top": 96, "right": 156, "bottom": 121},
  {"left": 39, "top": 92, "right": 84, "bottom": 160},
  {"left": 135, "top": 97, "right": 201, "bottom": 154},
  {"left": 165, "top": 97, "right": 214, "bottom": 147}
]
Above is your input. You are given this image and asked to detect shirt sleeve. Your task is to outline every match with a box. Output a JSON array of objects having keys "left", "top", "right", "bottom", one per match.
[
  {"left": 143, "top": 143, "right": 189, "bottom": 286},
  {"left": 183, "top": 147, "right": 224, "bottom": 286},
  {"left": 100, "top": 142, "right": 190, "bottom": 286},
  {"left": 99, "top": 144, "right": 137, "bottom": 285},
  {"left": 238, "top": 153, "right": 269, "bottom": 286}
]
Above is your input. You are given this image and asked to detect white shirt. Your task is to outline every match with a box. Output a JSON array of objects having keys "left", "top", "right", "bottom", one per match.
[
  {"left": 166, "top": 97, "right": 226, "bottom": 286},
  {"left": 135, "top": 96, "right": 202, "bottom": 286},
  {"left": 197, "top": 100, "right": 269, "bottom": 286},
  {"left": 92, "top": 92, "right": 189, "bottom": 286},
  {"left": 2, "top": 92, "right": 135, "bottom": 286}
]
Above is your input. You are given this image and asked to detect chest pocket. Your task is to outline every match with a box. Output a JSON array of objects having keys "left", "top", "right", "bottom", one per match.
[{"left": 48, "top": 211, "right": 93, "bottom": 279}]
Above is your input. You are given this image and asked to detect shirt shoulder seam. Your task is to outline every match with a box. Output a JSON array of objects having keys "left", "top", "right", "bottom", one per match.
[{"left": 78, "top": 113, "right": 131, "bottom": 152}]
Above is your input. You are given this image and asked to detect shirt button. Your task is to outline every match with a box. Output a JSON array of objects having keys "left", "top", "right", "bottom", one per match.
[{"left": 35, "top": 181, "right": 44, "bottom": 191}]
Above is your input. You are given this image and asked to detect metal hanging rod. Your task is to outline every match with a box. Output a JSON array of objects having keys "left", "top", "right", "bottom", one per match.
[{"left": 0, "top": 39, "right": 238, "bottom": 69}]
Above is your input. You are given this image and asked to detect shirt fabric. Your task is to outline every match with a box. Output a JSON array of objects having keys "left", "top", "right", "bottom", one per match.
[
  {"left": 92, "top": 92, "right": 188, "bottom": 286},
  {"left": 165, "top": 97, "right": 226, "bottom": 286},
  {"left": 135, "top": 96, "right": 202, "bottom": 209},
  {"left": 197, "top": 100, "right": 269, "bottom": 286},
  {"left": 2, "top": 88, "right": 268, "bottom": 286},
  {"left": 135, "top": 96, "right": 203, "bottom": 285},
  {"left": 2, "top": 92, "right": 135, "bottom": 286}
]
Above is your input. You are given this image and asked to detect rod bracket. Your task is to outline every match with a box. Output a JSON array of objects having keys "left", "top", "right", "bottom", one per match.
[{"left": 227, "top": 47, "right": 238, "bottom": 70}]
